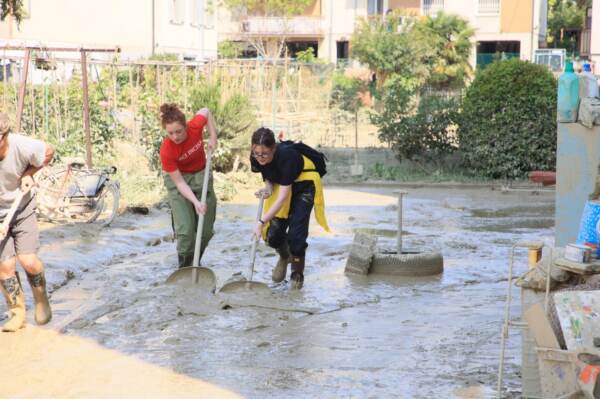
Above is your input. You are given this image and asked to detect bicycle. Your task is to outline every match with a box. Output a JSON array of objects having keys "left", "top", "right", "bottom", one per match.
[{"left": 36, "top": 160, "right": 120, "bottom": 226}]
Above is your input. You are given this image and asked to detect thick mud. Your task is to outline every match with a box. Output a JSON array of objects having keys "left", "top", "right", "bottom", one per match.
[{"left": 0, "top": 187, "right": 554, "bottom": 398}]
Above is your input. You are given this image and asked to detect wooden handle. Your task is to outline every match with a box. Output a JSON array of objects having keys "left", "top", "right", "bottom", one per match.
[
  {"left": 0, "top": 190, "right": 26, "bottom": 239},
  {"left": 248, "top": 197, "right": 265, "bottom": 282},
  {"left": 192, "top": 149, "right": 212, "bottom": 272}
]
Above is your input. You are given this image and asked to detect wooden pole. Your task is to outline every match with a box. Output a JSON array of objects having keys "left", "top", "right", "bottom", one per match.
[
  {"left": 16, "top": 48, "right": 31, "bottom": 132},
  {"left": 80, "top": 50, "right": 93, "bottom": 169}
]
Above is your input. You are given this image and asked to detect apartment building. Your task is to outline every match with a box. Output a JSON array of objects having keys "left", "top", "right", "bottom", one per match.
[
  {"left": 0, "top": 0, "right": 218, "bottom": 60},
  {"left": 218, "top": 0, "right": 393, "bottom": 63},
  {"left": 220, "top": 0, "right": 547, "bottom": 69},
  {"left": 392, "top": 0, "right": 548, "bottom": 68}
]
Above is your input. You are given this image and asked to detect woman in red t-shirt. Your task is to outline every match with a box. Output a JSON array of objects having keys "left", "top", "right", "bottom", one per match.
[{"left": 159, "top": 103, "right": 218, "bottom": 268}]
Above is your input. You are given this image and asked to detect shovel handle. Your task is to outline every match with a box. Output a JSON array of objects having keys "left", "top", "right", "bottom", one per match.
[
  {"left": 0, "top": 189, "right": 28, "bottom": 240},
  {"left": 192, "top": 149, "right": 212, "bottom": 275},
  {"left": 248, "top": 197, "right": 265, "bottom": 282}
]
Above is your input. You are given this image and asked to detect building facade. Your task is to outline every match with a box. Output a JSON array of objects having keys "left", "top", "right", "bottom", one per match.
[
  {"left": 391, "top": 0, "right": 548, "bottom": 69},
  {"left": 589, "top": 0, "right": 600, "bottom": 68},
  {"left": 220, "top": 0, "right": 548, "bottom": 69},
  {"left": 0, "top": 0, "right": 218, "bottom": 60}
]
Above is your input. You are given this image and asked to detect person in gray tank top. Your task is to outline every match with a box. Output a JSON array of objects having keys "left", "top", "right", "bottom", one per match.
[{"left": 0, "top": 113, "right": 55, "bottom": 332}]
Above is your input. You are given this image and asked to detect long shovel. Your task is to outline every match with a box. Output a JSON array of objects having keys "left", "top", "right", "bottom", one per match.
[
  {"left": 219, "top": 196, "right": 270, "bottom": 293},
  {"left": 165, "top": 150, "right": 217, "bottom": 293}
]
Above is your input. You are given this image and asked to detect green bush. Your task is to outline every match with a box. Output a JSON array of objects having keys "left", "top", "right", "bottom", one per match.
[
  {"left": 457, "top": 59, "right": 557, "bottom": 179},
  {"left": 218, "top": 41, "right": 242, "bottom": 59},
  {"left": 372, "top": 75, "right": 459, "bottom": 167}
]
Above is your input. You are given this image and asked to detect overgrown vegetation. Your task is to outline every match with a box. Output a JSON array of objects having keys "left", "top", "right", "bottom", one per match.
[
  {"left": 3, "top": 63, "right": 256, "bottom": 174},
  {"left": 352, "top": 11, "right": 472, "bottom": 165},
  {"left": 458, "top": 59, "right": 557, "bottom": 179},
  {"left": 547, "top": 0, "right": 591, "bottom": 55}
]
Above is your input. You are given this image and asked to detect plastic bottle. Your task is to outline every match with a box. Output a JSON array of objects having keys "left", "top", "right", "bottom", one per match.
[
  {"left": 580, "top": 63, "right": 600, "bottom": 98},
  {"left": 557, "top": 61, "right": 580, "bottom": 122}
]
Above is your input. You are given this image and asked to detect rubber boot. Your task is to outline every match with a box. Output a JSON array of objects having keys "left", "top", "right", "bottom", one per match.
[
  {"left": 290, "top": 256, "right": 305, "bottom": 290},
  {"left": 0, "top": 274, "right": 26, "bottom": 332},
  {"left": 272, "top": 243, "right": 291, "bottom": 283},
  {"left": 27, "top": 271, "right": 52, "bottom": 325},
  {"left": 178, "top": 254, "right": 194, "bottom": 269}
]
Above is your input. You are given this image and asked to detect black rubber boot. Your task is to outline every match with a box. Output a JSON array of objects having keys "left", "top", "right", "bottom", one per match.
[
  {"left": 290, "top": 256, "right": 305, "bottom": 290},
  {"left": 178, "top": 254, "right": 194, "bottom": 268},
  {"left": 272, "top": 242, "right": 291, "bottom": 283}
]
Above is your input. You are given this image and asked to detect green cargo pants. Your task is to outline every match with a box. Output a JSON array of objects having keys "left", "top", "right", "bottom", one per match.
[{"left": 163, "top": 169, "right": 217, "bottom": 262}]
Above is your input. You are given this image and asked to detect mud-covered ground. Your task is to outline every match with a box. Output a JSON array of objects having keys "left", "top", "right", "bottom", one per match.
[{"left": 0, "top": 186, "right": 555, "bottom": 398}]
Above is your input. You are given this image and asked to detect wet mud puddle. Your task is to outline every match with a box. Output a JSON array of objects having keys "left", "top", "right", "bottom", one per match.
[{"left": 15, "top": 187, "right": 556, "bottom": 398}]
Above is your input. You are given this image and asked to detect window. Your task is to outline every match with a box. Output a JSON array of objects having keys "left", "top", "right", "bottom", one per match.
[
  {"left": 169, "top": 0, "right": 185, "bottom": 24},
  {"left": 476, "top": 41, "right": 520, "bottom": 69},
  {"left": 422, "top": 0, "right": 444, "bottom": 16},
  {"left": 368, "top": 0, "right": 384, "bottom": 15},
  {"left": 191, "top": 0, "right": 203, "bottom": 27},
  {"left": 477, "top": 0, "right": 500, "bottom": 15},
  {"left": 336, "top": 41, "right": 349, "bottom": 60},
  {"left": 190, "top": 0, "right": 215, "bottom": 28}
]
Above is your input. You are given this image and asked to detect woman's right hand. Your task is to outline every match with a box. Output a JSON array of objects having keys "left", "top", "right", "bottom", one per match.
[
  {"left": 194, "top": 201, "right": 207, "bottom": 215},
  {"left": 254, "top": 187, "right": 272, "bottom": 199}
]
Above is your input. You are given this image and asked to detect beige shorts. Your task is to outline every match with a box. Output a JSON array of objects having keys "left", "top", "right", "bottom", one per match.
[{"left": 0, "top": 197, "right": 39, "bottom": 262}]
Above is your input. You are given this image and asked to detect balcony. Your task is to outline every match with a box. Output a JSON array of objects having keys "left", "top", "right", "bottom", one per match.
[
  {"left": 239, "top": 17, "right": 324, "bottom": 37},
  {"left": 422, "top": 0, "right": 444, "bottom": 16},
  {"left": 478, "top": 0, "right": 500, "bottom": 15}
]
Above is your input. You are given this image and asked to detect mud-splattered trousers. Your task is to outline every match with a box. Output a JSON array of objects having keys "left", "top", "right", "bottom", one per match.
[
  {"left": 266, "top": 181, "right": 315, "bottom": 257},
  {"left": 163, "top": 169, "right": 217, "bottom": 260}
]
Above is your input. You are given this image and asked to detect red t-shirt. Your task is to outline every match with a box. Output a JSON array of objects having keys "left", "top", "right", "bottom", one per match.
[{"left": 160, "top": 114, "right": 207, "bottom": 173}]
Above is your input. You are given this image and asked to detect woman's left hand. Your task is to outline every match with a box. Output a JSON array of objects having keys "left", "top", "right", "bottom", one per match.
[{"left": 253, "top": 222, "right": 264, "bottom": 241}]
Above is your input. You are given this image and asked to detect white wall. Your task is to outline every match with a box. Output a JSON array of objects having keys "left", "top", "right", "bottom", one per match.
[{"left": 0, "top": 0, "right": 216, "bottom": 60}]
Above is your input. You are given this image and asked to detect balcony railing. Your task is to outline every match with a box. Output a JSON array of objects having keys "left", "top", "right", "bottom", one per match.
[
  {"left": 422, "top": 0, "right": 444, "bottom": 16},
  {"left": 581, "top": 29, "right": 591, "bottom": 57},
  {"left": 239, "top": 17, "right": 324, "bottom": 36},
  {"left": 478, "top": 0, "right": 500, "bottom": 15}
]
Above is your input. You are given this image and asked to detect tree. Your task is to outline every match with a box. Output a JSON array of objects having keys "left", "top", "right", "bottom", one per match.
[
  {"left": 218, "top": 40, "right": 243, "bottom": 59},
  {"left": 1, "top": 0, "right": 26, "bottom": 22},
  {"left": 371, "top": 75, "right": 459, "bottom": 169},
  {"left": 353, "top": 11, "right": 473, "bottom": 167},
  {"left": 547, "top": 0, "right": 590, "bottom": 54},
  {"left": 220, "top": 0, "right": 314, "bottom": 58},
  {"left": 415, "top": 11, "right": 475, "bottom": 90},
  {"left": 351, "top": 10, "right": 473, "bottom": 90},
  {"left": 330, "top": 72, "right": 369, "bottom": 161},
  {"left": 351, "top": 11, "right": 431, "bottom": 89}
]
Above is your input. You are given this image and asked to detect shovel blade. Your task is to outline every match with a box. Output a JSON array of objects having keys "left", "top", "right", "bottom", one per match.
[
  {"left": 166, "top": 266, "right": 217, "bottom": 292},
  {"left": 219, "top": 281, "right": 270, "bottom": 294}
]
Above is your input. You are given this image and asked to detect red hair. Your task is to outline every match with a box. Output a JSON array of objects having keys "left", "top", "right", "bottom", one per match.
[{"left": 159, "top": 103, "right": 186, "bottom": 129}]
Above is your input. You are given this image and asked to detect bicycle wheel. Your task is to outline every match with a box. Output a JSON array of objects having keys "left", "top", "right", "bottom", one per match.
[{"left": 86, "top": 182, "right": 120, "bottom": 226}]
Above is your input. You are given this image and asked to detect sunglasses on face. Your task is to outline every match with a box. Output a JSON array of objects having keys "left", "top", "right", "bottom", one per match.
[{"left": 252, "top": 151, "right": 272, "bottom": 159}]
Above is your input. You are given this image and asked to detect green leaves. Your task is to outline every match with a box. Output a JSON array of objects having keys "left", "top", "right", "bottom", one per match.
[
  {"left": 457, "top": 59, "right": 557, "bottom": 179},
  {"left": 330, "top": 73, "right": 367, "bottom": 114},
  {"left": 547, "top": 0, "right": 588, "bottom": 54}
]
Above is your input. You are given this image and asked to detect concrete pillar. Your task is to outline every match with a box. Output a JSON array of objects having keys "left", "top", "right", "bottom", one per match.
[{"left": 555, "top": 123, "right": 600, "bottom": 247}]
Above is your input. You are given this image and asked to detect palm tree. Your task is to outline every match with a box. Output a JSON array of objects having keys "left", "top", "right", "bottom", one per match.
[{"left": 415, "top": 11, "right": 475, "bottom": 90}]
